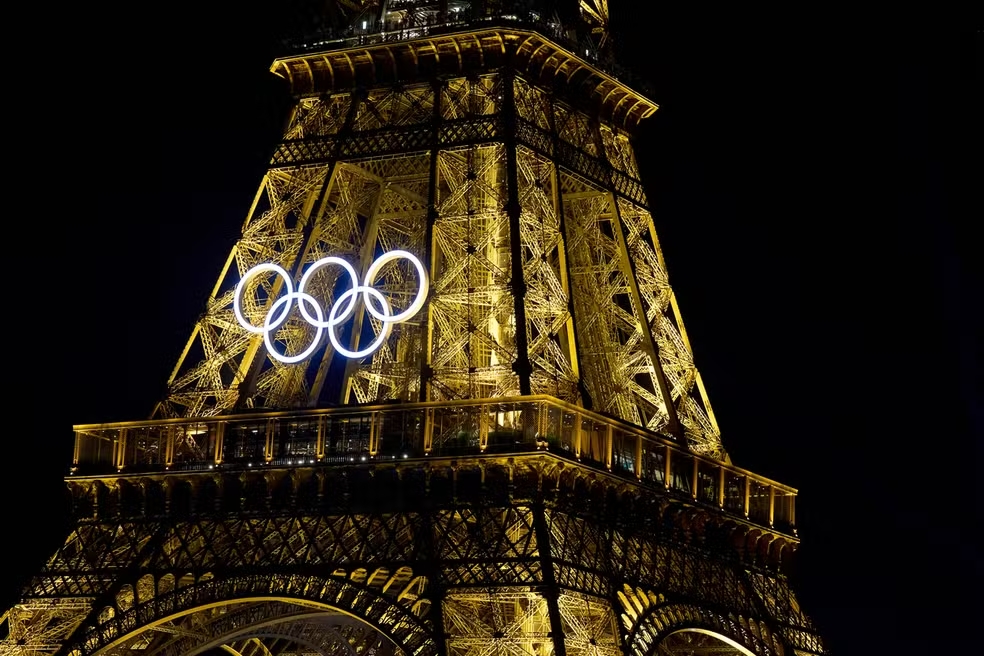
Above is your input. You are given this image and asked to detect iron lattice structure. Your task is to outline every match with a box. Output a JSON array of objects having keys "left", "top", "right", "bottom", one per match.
[{"left": 1, "top": 3, "right": 826, "bottom": 656}]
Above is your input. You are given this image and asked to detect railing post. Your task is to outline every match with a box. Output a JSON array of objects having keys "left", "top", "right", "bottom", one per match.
[
  {"left": 479, "top": 405, "right": 489, "bottom": 453},
  {"left": 214, "top": 422, "right": 225, "bottom": 465},
  {"left": 369, "top": 411, "right": 380, "bottom": 457},
  {"left": 115, "top": 429, "right": 128, "bottom": 471},
  {"left": 743, "top": 476, "right": 751, "bottom": 518},
  {"left": 718, "top": 465, "right": 725, "bottom": 508},
  {"left": 423, "top": 407, "right": 435, "bottom": 454},
  {"left": 691, "top": 456, "right": 699, "bottom": 500},
  {"left": 604, "top": 424, "right": 613, "bottom": 471},
  {"left": 264, "top": 419, "right": 275, "bottom": 463},
  {"left": 664, "top": 445, "right": 671, "bottom": 490},
  {"left": 165, "top": 426, "right": 175, "bottom": 469},
  {"left": 316, "top": 416, "right": 326, "bottom": 461},
  {"left": 72, "top": 430, "right": 81, "bottom": 473},
  {"left": 769, "top": 485, "right": 776, "bottom": 528},
  {"left": 573, "top": 413, "right": 582, "bottom": 459}
]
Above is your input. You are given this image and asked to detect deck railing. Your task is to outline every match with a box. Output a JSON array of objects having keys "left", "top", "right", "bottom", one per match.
[{"left": 72, "top": 395, "right": 795, "bottom": 533}]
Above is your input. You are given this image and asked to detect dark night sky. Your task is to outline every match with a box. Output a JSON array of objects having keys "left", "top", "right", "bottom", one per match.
[{"left": 6, "top": 5, "right": 980, "bottom": 655}]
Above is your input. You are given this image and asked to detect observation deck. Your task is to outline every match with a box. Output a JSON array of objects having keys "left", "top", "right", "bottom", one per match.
[
  {"left": 71, "top": 395, "right": 797, "bottom": 540},
  {"left": 279, "top": 7, "right": 655, "bottom": 99}
]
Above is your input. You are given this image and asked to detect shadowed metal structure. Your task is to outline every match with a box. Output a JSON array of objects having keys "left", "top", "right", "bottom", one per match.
[{"left": 0, "top": 3, "right": 826, "bottom": 656}]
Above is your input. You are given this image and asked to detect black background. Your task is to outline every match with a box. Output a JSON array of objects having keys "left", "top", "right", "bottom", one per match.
[{"left": 5, "top": 5, "right": 980, "bottom": 655}]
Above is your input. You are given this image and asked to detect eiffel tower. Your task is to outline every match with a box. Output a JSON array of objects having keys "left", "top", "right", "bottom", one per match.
[{"left": 1, "top": 2, "right": 826, "bottom": 655}]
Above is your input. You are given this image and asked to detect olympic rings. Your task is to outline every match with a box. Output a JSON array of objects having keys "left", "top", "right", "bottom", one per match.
[{"left": 233, "top": 250, "right": 428, "bottom": 362}]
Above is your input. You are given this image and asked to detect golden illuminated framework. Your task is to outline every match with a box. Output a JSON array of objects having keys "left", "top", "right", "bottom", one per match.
[
  {"left": 0, "top": 4, "right": 825, "bottom": 656},
  {"left": 155, "top": 26, "right": 723, "bottom": 461}
]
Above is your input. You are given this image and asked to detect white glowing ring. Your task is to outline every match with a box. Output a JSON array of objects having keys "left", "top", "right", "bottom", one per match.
[
  {"left": 363, "top": 250, "right": 429, "bottom": 323},
  {"left": 263, "top": 291, "right": 325, "bottom": 364},
  {"left": 234, "top": 262, "right": 294, "bottom": 334},
  {"left": 327, "top": 285, "right": 393, "bottom": 358},
  {"left": 233, "top": 250, "right": 429, "bottom": 362}
]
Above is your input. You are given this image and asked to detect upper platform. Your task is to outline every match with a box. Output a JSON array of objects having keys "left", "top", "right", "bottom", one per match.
[{"left": 272, "top": 2, "right": 657, "bottom": 131}]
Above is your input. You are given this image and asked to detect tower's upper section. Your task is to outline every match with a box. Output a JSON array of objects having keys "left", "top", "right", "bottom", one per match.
[{"left": 140, "top": 0, "right": 728, "bottom": 462}]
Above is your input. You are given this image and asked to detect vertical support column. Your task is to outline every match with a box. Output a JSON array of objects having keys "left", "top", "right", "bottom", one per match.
[
  {"left": 609, "top": 197, "right": 682, "bottom": 439},
  {"left": 718, "top": 465, "right": 726, "bottom": 508},
  {"left": 502, "top": 64, "right": 533, "bottom": 395},
  {"left": 547, "top": 85, "right": 589, "bottom": 410},
  {"left": 421, "top": 509, "right": 449, "bottom": 656},
  {"left": 744, "top": 476, "right": 751, "bottom": 518},
  {"left": 303, "top": 91, "right": 364, "bottom": 406},
  {"left": 420, "top": 77, "right": 443, "bottom": 402},
  {"left": 532, "top": 496, "right": 569, "bottom": 656},
  {"left": 635, "top": 433, "right": 643, "bottom": 478}
]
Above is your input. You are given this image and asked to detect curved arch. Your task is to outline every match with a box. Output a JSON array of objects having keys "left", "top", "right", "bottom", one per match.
[
  {"left": 624, "top": 601, "right": 785, "bottom": 656},
  {"left": 72, "top": 573, "right": 437, "bottom": 656},
  {"left": 660, "top": 628, "right": 757, "bottom": 655},
  {"left": 138, "top": 605, "right": 378, "bottom": 656}
]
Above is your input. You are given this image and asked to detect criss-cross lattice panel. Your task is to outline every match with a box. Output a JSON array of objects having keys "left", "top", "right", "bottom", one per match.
[
  {"left": 429, "top": 143, "right": 518, "bottom": 401},
  {"left": 158, "top": 166, "right": 330, "bottom": 418},
  {"left": 557, "top": 592, "right": 621, "bottom": 656},
  {"left": 284, "top": 93, "right": 353, "bottom": 140},
  {"left": 353, "top": 84, "right": 435, "bottom": 132},
  {"left": 614, "top": 198, "right": 721, "bottom": 457},
  {"left": 443, "top": 589, "right": 553, "bottom": 656},
  {"left": 441, "top": 74, "right": 501, "bottom": 120},
  {"left": 554, "top": 104, "right": 599, "bottom": 158},
  {"left": 599, "top": 125, "right": 641, "bottom": 180},
  {"left": 148, "top": 514, "right": 423, "bottom": 570},
  {"left": 559, "top": 170, "right": 666, "bottom": 429},
  {"left": 516, "top": 146, "right": 580, "bottom": 403},
  {"left": 546, "top": 510, "right": 610, "bottom": 597},
  {"left": 513, "top": 77, "right": 552, "bottom": 132},
  {"left": 433, "top": 506, "right": 541, "bottom": 586}
]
